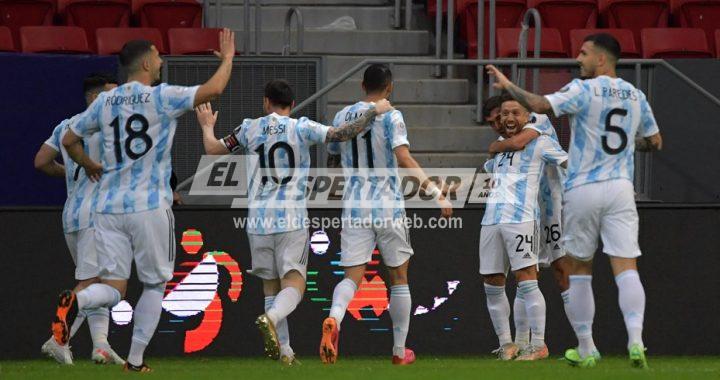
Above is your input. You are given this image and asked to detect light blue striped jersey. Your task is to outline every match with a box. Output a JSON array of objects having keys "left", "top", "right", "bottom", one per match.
[
  {"left": 482, "top": 135, "right": 568, "bottom": 226},
  {"left": 222, "top": 113, "right": 329, "bottom": 235},
  {"left": 545, "top": 76, "right": 660, "bottom": 190},
  {"left": 328, "top": 102, "right": 409, "bottom": 222},
  {"left": 71, "top": 82, "right": 198, "bottom": 214},
  {"left": 522, "top": 113, "right": 566, "bottom": 221},
  {"left": 44, "top": 115, "right": 101, "bottom": 233}
]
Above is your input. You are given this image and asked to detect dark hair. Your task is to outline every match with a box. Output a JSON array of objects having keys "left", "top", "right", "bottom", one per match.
[
  {"left": 119, "top": 40, "right": 154, "bottom": 70},
  {"left": 362, "top": 64, "right": 393, "bottom": 94},
  {"left": 583, "top": 33, "right": 621, "bottom": 62},
  {"left": 83, "top": 72, "right": 117, "bottom": 97},
  {"left": 482, "top": 94, "right": 508, "bottom": 121},
  {"left": 264, "top": 79, "right": 295, "bottom": 108}
]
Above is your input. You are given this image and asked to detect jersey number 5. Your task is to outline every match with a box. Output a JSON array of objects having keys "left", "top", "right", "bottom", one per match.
[
  {"left": 602, "top": 108, "right": 628, "bottom": 155},
  {"left": 110, "top": 114, "right": 153, "bottom": 163}
]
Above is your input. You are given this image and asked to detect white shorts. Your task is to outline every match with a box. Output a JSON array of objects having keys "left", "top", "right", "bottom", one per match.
[
  {"left": 479, "top": 221, "right": 538, "bottom": 275},
  {"left": 562, "top": 179, "right": 641, "bottom": 261},
  {"left": 94, "top": 207, "right": 176, "bottom": 284},
  {"left": 64, "top": 228, "right": 100, "bottom": 280},
  {"left": 247, "top": 228, "right": 309, "bottom": 280},
  {"left": 340, "top": 220, "right": 414, "bottom": 268},
  {"left": 538, "top": 215, "right": 566, "bottom": 267}
]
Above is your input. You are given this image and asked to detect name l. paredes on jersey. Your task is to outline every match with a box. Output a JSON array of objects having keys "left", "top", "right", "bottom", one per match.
[
  {"left": 104, "top": 93, "right": 152, "bottom": 107},
  {"left": 593, "top": 87, "right": 638, "bottom": 101}
]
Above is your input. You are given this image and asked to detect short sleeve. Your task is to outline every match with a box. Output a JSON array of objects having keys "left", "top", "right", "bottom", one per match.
[
  {"left": 388, "top": 110, "right": 409, "bottom": 149},
  {"left": 638, "top": 93, "right": 660, "bottom": 137},
  {"left": 544, "top": 79, "right": 591, "bottom": 117},
  {"left": 221, "top": 119, "right": 251, "bottom": 153},
  {"left": 297, "top": 117, "right": 330, "bottom": 146},
  {"left": 44, "top": 122, "right": 65, "bottom": 151},
  {"left": 326, "top": 111, "right": 343, "bottom": 154},
  {"left": 540, "top": 137, "right": 568, "bottom": 166},
  {"left": 159, "top": 84, "right": 199, "bottom": 119},
  {"left": 70, "top": 97, "right": 103, "bottom": 138},
  {"left": 523, "top": 113, "right": 553, "bottom": 136}
]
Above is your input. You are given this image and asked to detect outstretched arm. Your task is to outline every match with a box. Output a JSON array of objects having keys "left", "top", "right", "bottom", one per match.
[
  {"left": 486, "top": 65, "right": 554, "bottom": 115},
  {"left": 325, "top": 99, "right": 394, "bottom": 142},
  {"left": 194, "top": 29, "right": 236, "bottom": 107},
  {"left": 395, "top": 145, "right": 453, "bottom": 219},
  {"left": 195, "top": 103, "right": 231, "bottom": 155}
]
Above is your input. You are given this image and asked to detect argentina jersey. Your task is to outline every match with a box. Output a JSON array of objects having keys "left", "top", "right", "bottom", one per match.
[
  {"left": 482, "top": 135, "right": 568, "bottom": 226},
  {"left": 522, "top": 113, "right": 566, "bottom": 221},
  {"left": 44, "top": 115, "right": 101, "bottom": 233},
  {"left": 71, "top": 82, "right": 198, "bottom": 214},
  {"left": 328, "top": 102, "right": 408, "bottom": 223},
  {"left": 224, "top": 113, "right": 329, "bottom": 235},
  {"left": 545, "top": 76, "right": 660, "bottom": 191}
]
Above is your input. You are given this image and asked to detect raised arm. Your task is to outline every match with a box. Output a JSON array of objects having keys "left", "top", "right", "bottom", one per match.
[
  {"left": 325, "top": 99, "right": 393, "bottom": 142},
  {"left": 34, "top": 144, "right": 64, "bottom": 177},
  {"left": 194, "top": 29, "right": 236, "bottom": 107},
  {"left": 486, "top": 65, "right": 554, "bottom": 115},
  {"left": 195, "top": 103, "right": 231, "bottom": 155},
  {"left": 62, "top": 130, "right": 102, "bottom": 182}
]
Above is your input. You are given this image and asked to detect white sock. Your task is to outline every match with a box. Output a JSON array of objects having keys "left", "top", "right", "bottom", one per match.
[
  {"left": 69, "top": 310, "right": 87, "bottom": 338},
  {"left": 86, "top": 307, "right": 110, "bottom": 349},
  {"left": 484, "top": 283, "right": 512, "bottom": 346},
  {"left": 389, "top": 285, "right": 411, "bottom": 358},
  {"left": 127, "top": 283, "right": 165, "bottom": 366},
  {"left": 518, "top": 280, "right": 546, "bottom": 347},
  {"left": 265, "top": 296, "right": 291, "bottom": 350},
  {"left": 266, "top": 287, "right": 302, "bottom": 326},
  {"left": 615, "top": 270, "right": 645, "bottom": 349},
  {"left": 329, "top": 278, "right": 358, "bottom": 327},
  {"left": 513, "top": 291, "right": 529, "bottom": 346},
  {"left": 76, "top": 283, "right": 121, "bottom": 310},
  {"left": 567, "top": 275, "right": 596, "bottom": 358}
]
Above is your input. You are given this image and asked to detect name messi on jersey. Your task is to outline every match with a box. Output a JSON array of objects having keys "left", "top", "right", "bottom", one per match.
[
  {"left": 593, "top": 87, "right": 638, "bottom": 101},
  {"left": 105, "top": 93, "right": 152, "bottom": 106},
  {"left": 263, "top": 123, "right": 286, "bottom": 136}
]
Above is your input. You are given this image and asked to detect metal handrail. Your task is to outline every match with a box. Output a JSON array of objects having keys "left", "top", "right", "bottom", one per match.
[
  {"left": 214, "top": 0, "right": 222, "bottom": 27},
  {"left": 243, "top": 0, "right": 250, "bottom": 54},
  {"left": 517, "top": 8, "right": 541, "bottom": 92},
  {"left": 255, "top": 0, "right": 262, "bottom": 55},
  {"left": 242, "top": 0, "right": 263, "bottom": 55},
  {"left": 394, "top": 0, "right": 413, "bottom": 29},
  {"left": 290, "top": 57, "right": 720, "bottom": 117},
  {"left": 476, "top": 0, "right": 498, "bottom": 115},
  {"left": 434, "top": 0, "right": 457, "bottom": 78},
  {"left": 434, "top": 0, "right": 442, "bottom": 77},
  {"left": 282, "top": 8, "right": 304, "bottom": 56}
]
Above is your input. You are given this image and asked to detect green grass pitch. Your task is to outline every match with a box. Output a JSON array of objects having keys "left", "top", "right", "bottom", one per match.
[{"left": 2, "top": 357, "right": 719, "bottom": 380}]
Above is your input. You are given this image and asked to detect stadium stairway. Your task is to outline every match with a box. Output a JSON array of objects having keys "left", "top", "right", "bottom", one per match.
[{"left": 210, "top": 0, "right": 494, "bottom": 168}]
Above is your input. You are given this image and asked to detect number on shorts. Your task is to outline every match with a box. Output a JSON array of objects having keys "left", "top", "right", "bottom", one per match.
[
  {"left": 515, "top": 234, "right": 532, "bottom": 252},
  {"left": 544, "top": 224, "right": 560, "bottom": 243}
]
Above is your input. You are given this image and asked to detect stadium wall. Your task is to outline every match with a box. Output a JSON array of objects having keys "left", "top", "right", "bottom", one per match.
[{"left": 2, "top": 205, "right": 718, "bottom": 359}]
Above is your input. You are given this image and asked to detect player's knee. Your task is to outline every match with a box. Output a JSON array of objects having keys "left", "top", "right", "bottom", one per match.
[
  {"left": 263, "top": 279, "right": 281, "bottom": 296},
  {"left": 483, "top": 274, "right": 506, "bottom": 286},
  {"left": 514, "top": 266, "right": 538, "bottom": 282},
  {"left": 74, "top": 277, "right": 100, "bottom": 292}
]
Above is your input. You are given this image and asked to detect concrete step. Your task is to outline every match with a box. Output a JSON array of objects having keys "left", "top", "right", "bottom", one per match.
[
  {"left": 240, "top": 30, "right": 429, "bottom": 55},
  {"left": 326, "top": 104, "right": 480, "bottom": 127},
  {"left": 413, "top": 152, "right": 490, "bottom": 168},
  {"left": 408, "top": 126, "right": 496, "bottom": 152},
  {"left": 327, "top": 79, "right": 469, "bottom": 104},
  {"left": 326, "top": 55, "right": 439, "bottom": 80},
  {"left": 210, "top": 5, "right": 396, "bottom": 31}
]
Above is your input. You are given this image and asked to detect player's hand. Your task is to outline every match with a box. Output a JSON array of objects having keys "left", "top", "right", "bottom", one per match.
[
  {"left": 84, "top": 159, "right": 103, "bottom": 182},
  {"left": 438, "top": 196, "right": 453, "bottom": 219},
  {"left": 214, "top": 28, "right": 235, "bottom": 61},
  {"left": 485, "top": 65, "right": 511, "bottom": 90},
  {"left": 373, "top": 99, "right": 394, "bottom": 114},
  {"left": 195, "top": 103, "right": 218, "bottom": 130}
]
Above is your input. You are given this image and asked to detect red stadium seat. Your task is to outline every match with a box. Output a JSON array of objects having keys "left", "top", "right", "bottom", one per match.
[
  {"left": 496, "top": 27, "right": 569, "bottom": 57},
  {"left": 527, "top": 0, "right": 598, "bottom": 49},
  {"left": 641, "top": 27, "right": 712, "bottom": 58},
  {"left": 0, "top": 25, "right": 15, "bottom": 51},
  {"left": 671, "top": 0, "right": 720, "bottom": 55},
  {"left": 60, "top": 0, "right": 131, "bottom": 52},
  {"left": 96, "top": 27, "right": 165, "bottom": 54},
  {"left": 20, "top": 25, "right": 91, "bottom": 53},
  {"left": 570, "top": 28, "right": 640, "bottom": 57},
  {"left": 168, "top": 27, "right": 222, "bottom": 55},
  {"left": 603, "top": 0, "right": 670, "bottom": 46},
  {"left": 0, "top": 0, "right": 54, "bottom": 47},
  {"left": 427, "top": 0, "right": 475, "bottom": 19},
  {"left": 460, "top": 0, "right": 527, "bottom": 58},
  {"left": 134, "top": 0, "right": 202, "bottom": 46}
]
